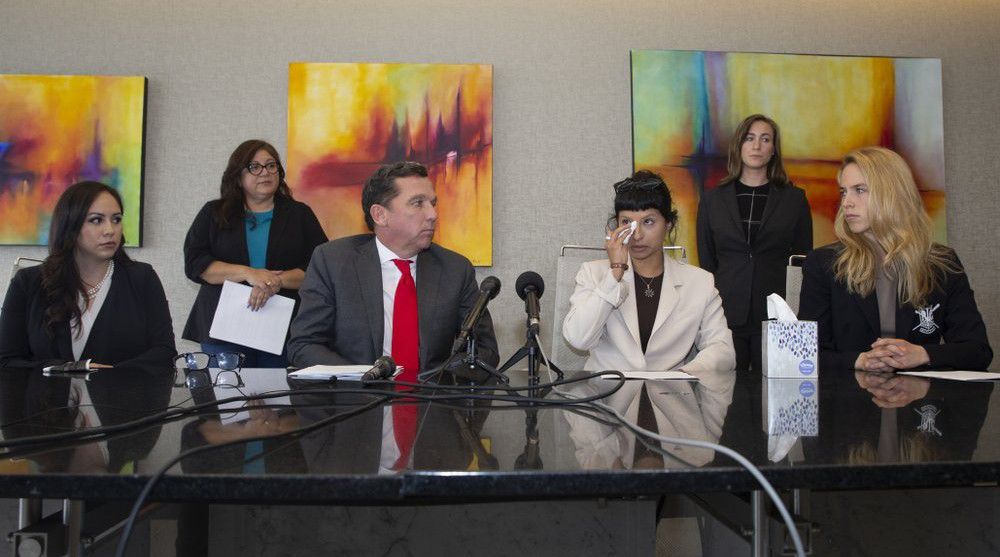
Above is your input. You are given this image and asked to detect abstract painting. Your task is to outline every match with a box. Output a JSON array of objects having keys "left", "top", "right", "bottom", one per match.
[
  {"left": 0, "top": 74, "right": 147, "bottom": 245},
  {"left": 288, "top": 62, "right": 493, "bottom": 265},
  {"left": 631, "top": 50, "right": 944, "bottom": 265}
]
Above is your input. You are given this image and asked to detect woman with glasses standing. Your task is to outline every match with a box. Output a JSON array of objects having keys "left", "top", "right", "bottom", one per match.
[
  {"left": 696, "top": 114, "right": 813, "bottom": 372},
  {"left": 183, "top": 139, "right": 327, "bottom": 368},
  {"left": 0, "top": 181, "right": 175, "bottom": 369}
]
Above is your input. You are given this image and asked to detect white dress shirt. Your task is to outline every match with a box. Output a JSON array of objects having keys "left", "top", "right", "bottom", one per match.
[
  {"left": 374, "top": 236, "right": 418, "bottom": 473},
  {"left": 374, "top": 236, "right": 418, "bottom": 359},
  {"left": 72, "top": 267, "right": 114, "bottom": 361}
]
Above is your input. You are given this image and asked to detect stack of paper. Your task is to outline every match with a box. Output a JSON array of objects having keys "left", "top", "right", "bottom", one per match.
[{"left": 288, "top": 365, "right": 403, "bottom": 381}]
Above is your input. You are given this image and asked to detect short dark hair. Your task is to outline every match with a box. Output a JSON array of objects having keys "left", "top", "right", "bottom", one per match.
[
  {"left": 215, "top": 139, "right": 292, "bottom": 228},
  {"left": 612, "top": 170, "right": 679, "bottom": 231},
  {"left": 361, "top": 161, "right": 429, "bottom": 230}
]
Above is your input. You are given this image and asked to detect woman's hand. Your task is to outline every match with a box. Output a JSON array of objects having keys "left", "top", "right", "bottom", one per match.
[
  {"left": 866, "top": 374, "right": 931, "bottom": 408},
  {"left": 244, "top": 268, "right": 283, "bottom": 310},
  {"left": 869, "top": 338, "right": 930, "bottom": 370},
  {"left": 854, "top": 349, "right": 894, "bottom": 372},
  {"left": 605, "top": 222, "right": 631, "bottom": 282}
]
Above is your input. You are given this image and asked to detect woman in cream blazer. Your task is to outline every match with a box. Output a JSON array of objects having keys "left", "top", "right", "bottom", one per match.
[{"left": 563, "top": 171, "right": 735, "bottom": 390}]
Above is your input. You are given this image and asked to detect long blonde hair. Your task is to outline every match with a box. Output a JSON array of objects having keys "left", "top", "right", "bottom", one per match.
[{"left": 833, "top": 146, "right": 957, "bottom": 307}]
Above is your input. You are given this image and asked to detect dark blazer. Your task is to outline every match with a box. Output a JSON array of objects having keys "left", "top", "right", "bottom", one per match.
[
  {"left": 182, "top": 196, "right": 327, "bottom": 343},
  {"left": 799, "top": 244, "right": 993, "bottom": 371},
  {"left": 287, "top": 234, "right": 499, "bottom": 372},
  {"left": 696, "top": 181, "right": 813, "bottom": 327},
  {"left": 0, "top": 261, "right": 176, "bottom": 369}
]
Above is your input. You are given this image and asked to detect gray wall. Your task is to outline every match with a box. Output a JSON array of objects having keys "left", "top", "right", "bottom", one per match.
[{"left": 1, "top": 0, "right": 998, "bottom": 369}]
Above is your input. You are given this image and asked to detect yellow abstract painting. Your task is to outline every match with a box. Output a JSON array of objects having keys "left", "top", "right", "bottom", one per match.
[
  {"left": 288, "top": 63, "right": 493, "bottom": 265},
  {"left": 632, "top": 51, "right": 945, "bottom": 264},
  {"left": 0, "top": 74, "right": 146, "bottom": 245}
]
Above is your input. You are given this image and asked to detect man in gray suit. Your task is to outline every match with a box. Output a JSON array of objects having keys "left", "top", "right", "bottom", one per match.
[{"left": 288, "top": 161, "right": 499, "bottom": 377}]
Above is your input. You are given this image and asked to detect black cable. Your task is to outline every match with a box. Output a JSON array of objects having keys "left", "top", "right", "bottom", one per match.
[{"left": 0, "top": 372, "right": 625, "bottom": 451}]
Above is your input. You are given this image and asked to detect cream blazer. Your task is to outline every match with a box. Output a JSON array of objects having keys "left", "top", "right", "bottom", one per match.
[
  {"left": 562, "top": 256, "right": 736, "bottom": 391},
  {"left": 562, "top": 377, "right": 734, "bottom": 469}
]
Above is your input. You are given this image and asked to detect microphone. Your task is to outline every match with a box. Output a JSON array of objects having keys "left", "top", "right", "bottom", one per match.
[
  {"left": 361, "top": 355, "right": 397, "bottom": 384},
  {"left": 452, "top": 276, "right": 502, "bottom": 354},
  {"left": 515, "top": 271, "right": 545, "bottom": 334}
]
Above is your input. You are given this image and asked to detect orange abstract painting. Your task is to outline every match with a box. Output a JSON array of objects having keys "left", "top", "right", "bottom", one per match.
[
  {"left": 632, "top": 51, "right": 945, "bottom": 265},
  {"left": 287, "top": 63, "right": 493, "bottom": 265},
  {"left": 0, "top": 74, "right": 146, "bottom": 245}
]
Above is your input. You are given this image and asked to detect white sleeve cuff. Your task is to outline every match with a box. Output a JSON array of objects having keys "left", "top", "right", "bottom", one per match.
[{"left": 594, "top": 268, "right": 628, "bottom": 308}]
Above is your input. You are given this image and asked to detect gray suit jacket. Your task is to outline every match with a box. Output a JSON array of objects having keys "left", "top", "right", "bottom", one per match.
[{"left": 287, "top": 234, "right": 499, "bottom": 372}]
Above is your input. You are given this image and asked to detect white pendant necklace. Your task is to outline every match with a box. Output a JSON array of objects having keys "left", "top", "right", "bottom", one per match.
[{"left": 84, "top": 260, "right": 115, "bottom": 300}]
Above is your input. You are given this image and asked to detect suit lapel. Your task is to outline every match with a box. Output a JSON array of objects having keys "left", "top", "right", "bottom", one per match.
[
  {"left": 896, "top": 302, "right": 917, "bottom": 340},
  {"left": 55, "top": 322, "right": 74, "bottom": 361},
  {"left": 619, "top": 262, "right": 642, "bottom": 349},
  {"left": 757, "top": 182, "right": 784, "bottom": 233},
  {"left": 415, "top": 250, "right": 441, "bottom": 369},
  {"left": 354, "top": 239, "right": 385, "bottom": 358},
  {"left": 720, "top": 183, "right": 742, "bottom": 232},
  {"left": 264, "top": 199, "right": 289, "bottom": 268},
  {"left": 853, "top": 292, "right": 881, "bottom": 338},
  {"left": 649, "top": 256, "right": 682, "bottom": 338},
  {"left": 80, "top": 269, "right": 121, "bottom": 359}
]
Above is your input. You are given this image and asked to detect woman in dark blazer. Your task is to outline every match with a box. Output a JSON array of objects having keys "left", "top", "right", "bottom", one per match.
[
  {"left": 798, "top": 146, "right": 992, "bottom": 372},
  {"left": 183, "top": 139, "right": 327, "bottom": 367},
  {"left": 697, "top": 114, "right": 813, "bottom": 372},
  {"left": 0, "top": 181, "right": 175, "bottom": 369}
]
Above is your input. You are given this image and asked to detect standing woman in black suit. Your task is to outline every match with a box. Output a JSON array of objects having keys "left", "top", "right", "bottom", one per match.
[
  {"left": 798, "top": 146, "right": 992, "bottom": 372},
  {"left": 183, "top": 140, "right": 327, "bottom": 368},
  {"left": 696, "top": 114, "right": 813, "bottom": 372},
  {"left": 0, "top": 181, "right": 176, "bottom": 368}
]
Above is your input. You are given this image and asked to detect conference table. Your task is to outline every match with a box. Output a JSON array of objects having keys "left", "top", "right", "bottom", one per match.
[{"left": 0, "top": 364, "right": 996, "bottom": 556}]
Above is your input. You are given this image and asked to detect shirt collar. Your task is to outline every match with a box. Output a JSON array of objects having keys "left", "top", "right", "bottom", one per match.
[{"left": 374, "top": 236, "right": 416, "bottom": 266}]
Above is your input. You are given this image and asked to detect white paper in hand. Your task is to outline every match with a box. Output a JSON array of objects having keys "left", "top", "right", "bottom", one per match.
[{"left": 209, "top": 280, "right": 294, "bottom": 355}]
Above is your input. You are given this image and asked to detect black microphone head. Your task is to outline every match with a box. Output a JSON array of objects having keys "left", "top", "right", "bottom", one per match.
[
  {"left": 515, "top": 271, "right": 544, "bottom": 300},
  {"left": 374, "top": 355, "right": 396, "bottom": 378},
  {"left": 479, "top": 276, "right": 502, "bottom": 300}
]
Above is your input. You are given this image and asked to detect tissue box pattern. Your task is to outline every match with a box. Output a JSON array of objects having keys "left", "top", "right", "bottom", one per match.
[
  {"left": 762, "top": 320, "right": 818, "bottom": 377},
  {"left": 764, "top": 378, "right": 819, "bottom": 436}
]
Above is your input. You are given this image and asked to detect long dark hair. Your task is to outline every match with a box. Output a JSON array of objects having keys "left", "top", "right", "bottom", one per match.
[
  {"left": 214, "top": 140, "right": 292, "bottom": 228},
  {"left": 720, "top": 114, "right": 790, "bottom": 187},
  {"left": 41, "top": 181, "right": 132, "bottom": 336}
]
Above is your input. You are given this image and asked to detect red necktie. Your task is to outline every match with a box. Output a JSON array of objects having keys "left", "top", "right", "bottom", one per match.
[{"left": 391, "top": 259, "right": 419, "bottom": 468}]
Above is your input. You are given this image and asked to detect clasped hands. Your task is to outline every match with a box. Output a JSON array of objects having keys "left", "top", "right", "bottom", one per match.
[
  {"left": 854, "top": 338, "right": 930, "bottom": 372},
  {"left": 855, "top": 371, "right": 931, "bottom": 408},
  {"left": 246, "top": 268, "right": 284, "bottom": 311}
]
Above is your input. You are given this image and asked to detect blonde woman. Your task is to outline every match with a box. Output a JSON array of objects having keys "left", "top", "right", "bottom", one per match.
[{"left": 798, "top": 146, "right": 992, "bottom": 371}]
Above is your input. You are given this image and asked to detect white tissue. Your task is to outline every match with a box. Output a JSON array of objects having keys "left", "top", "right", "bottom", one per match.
[
  {"left": 768, "top": 434, "right": 799, "bottom": 463},
  {"left": 766, "top": 293, "right": 798, "bottom": 322}
]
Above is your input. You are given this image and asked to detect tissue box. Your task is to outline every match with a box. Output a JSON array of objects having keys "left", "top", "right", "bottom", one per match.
[
  {"left": 762, "top": 377, "right": 819, "bottom": 436},
  {"left": 761, "top": 320, "right": 818, "bottom": 378}
]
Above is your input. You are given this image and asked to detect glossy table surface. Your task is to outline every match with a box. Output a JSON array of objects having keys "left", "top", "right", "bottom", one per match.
[{"left": 0, "top": 365, "right": 996, "bottom": 504}]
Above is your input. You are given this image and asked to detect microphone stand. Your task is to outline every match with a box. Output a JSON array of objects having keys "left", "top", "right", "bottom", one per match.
[
  {"left": 514, "top": 408, "right": 542, "bottom": 470},
  {"left": 497, "top": 320, "right": 563, "bottom": 398},
  {"left": 451, "top": 410, "right": 498, "bottom": 470},
  {"left": 452, "top": 334, "right": 506, "bottom": 386}
]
